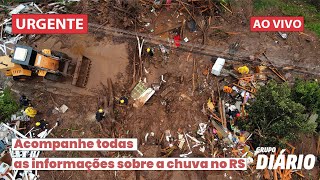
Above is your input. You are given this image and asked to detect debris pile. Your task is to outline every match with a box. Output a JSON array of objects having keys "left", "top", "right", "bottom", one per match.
[
  {"left": 0, "top": 122, "right": 59, "bottom": 179},
  {"left": 0, "top": 92, "right": 60, "bottom": 179},
  {"left": 0, "top": 2, "right": 42, "bottom": 55},
  {"left": 105, "top": 0, "right": 140, "bottom": 28},
  {"left": 138, "top": 50, "right": 307, "bottom": 179},
  {"left": 0, "top": 1, "right": 79, "bottom": 55}
]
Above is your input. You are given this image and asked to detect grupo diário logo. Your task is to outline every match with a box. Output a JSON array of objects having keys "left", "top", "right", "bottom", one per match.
[{"left": 255, "top": 147, "right": 316, "bottom": 170}]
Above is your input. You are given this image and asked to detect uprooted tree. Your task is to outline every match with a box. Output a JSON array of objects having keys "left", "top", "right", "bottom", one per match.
[
  {"left": 239, "top": 81, "right": 317, "bottom": 147},
  {"left": 0, "top": 88, "right": 19, "bottom": 121}
]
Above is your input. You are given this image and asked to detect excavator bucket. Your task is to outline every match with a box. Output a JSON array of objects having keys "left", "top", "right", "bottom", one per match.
[{"left": 72, "top": 55, "right": 91, "bottom": 88}]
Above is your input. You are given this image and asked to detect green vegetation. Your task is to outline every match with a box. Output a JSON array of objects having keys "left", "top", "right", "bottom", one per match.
[
  {"left": 0, "top": 88, "right": 19, "bottom": 121},
  {"left": 293, "top": 80, "right": 320, "bottom": 113},
  {"left": 292, "top": 80, "right": 320, "bottom": 130},
  {"left": 239, "top": 81, "right": 317, "bottom": 147},
  {"left": 254, "top": 0, "right": 283, "bottom": 11},
  {"left": 254, "top": 0, "right": 320, "bottom": 37}
]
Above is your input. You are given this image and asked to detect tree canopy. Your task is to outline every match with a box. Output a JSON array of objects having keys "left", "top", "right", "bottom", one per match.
[
  {"left": 239, "top": 81, "right": 317, "bottom": 147},
  {"left": 293, "top": 80, "right": 320, "bottom": 113},
  {"left": 292, "top": 79, "right": 320, "bottom": 131}
]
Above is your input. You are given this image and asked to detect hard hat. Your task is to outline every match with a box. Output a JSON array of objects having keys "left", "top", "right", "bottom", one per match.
[
  {"left": 36, "top": 122, "right": 41, "bottom": 126},
  {"left": 238, "top": 66, "right": 249, "bottom": 75},
  {"left": 98, "top": 109, "right": 103, "bottom": 113},
  {"left": 147, "top": 48, "right": 151, "bottom": 52},
  {"left": 25, "top": 107, "right": 37, "bottom": 118},
  {"left": 120, "top": 99, "right": 125, "bottom": 104}
]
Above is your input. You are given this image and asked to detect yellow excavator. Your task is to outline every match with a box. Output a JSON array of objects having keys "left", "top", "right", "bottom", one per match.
[{"left": 0, "top": 44, "right": 90, "bottom": 87}]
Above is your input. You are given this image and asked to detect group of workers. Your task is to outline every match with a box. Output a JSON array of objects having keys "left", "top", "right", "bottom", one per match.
[
  {"left": 95, "top": 96, "right": 128, "bottom": 122},
  {"left": 95, "top": 47, "right": 155, "bottom": 122},
  {"left": 23, "top": 93, "right": 129, "bottom": 127},
  {"left": 20, "top": 94, "right": 48, "bottom": 130}
]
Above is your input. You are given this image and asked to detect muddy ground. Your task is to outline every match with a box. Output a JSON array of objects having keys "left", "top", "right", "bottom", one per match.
[{"left": 2, "top": 0, "right": 320, "bottom": 179}]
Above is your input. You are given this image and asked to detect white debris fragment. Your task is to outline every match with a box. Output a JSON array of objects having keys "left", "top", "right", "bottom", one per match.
[
  {"left": 145, "top": 133, "right": 149, "bottom": 143},
  {"left": 144, "top": 67, "right": 149, "bottom": 74},
  {"left": 185, "top": 134, "right": 202, "bottom": 144},
  {"left": 178, "top": 134, "right": 185, "bottom": 149},
  {"left": 9, "top": 4, "right": 27, "bottom": 15},
  {"left": 278, "top": 32, "right": 288, "bottom": 39},
  {"left": 160, "top": 75, "right": 166, "bottom": 83},
  {"left": 137, "top": 150, "right": 144, "bottom": 157},
  {"left": 59, "top": 104, "right": 69, "bottom": 113},
  {"left": 211, "top": 57, "right": 225, "bottom": 76},
  {"left": 0, "top": 162, "right": 10, "bottom": 174},
  {"left": 4, "top": 25, "right": 12, "bottom": 34},
  {"left": 179, "top": 151, "right": 192, "bottom": 158},
  {"left": 197, "top": 123, "right": 207, "bottom": 136},
  {"left": 165, "top": 130, "right": 171, "bottom": 142},
  {"left": 199, "top": 146, "right": 205, "bottom": 153}
]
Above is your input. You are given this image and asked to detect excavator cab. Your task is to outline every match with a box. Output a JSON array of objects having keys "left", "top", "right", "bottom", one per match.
[
  {"left": 11, "top": 45, "right": 37, "bottom": 66},
  {"left": 6, "top": 44, "right": 65, "bottom": 81}
]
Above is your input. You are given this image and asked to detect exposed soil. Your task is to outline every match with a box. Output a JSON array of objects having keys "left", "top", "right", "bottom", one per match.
[{"left": 31, "top": 35, "right": 129, "bottom": 91}]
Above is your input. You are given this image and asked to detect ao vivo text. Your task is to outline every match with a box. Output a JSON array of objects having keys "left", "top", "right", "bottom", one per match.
[
  {"left": 12, "top": 14, "right": 88, "bottom": 34},
  {"left": 250, "top": 17, "right": 304, "bottom": 32}
]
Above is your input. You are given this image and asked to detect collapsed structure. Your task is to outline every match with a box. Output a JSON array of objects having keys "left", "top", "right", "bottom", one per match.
[{"left": 0, "top": 122, "right": 58, "bottom": 179}]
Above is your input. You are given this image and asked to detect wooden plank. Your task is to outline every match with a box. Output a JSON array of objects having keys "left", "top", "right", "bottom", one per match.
[
  {"left": 263, "top": 169, "right": 270, "bottom": 179},
  {"left": 208, "top": 109, "right": 223, "bottom": 123},
  {"left": 269, "top": 67, "right": 286, "bottom": 82},
  {"left": 221, "top": 99, "right": 227, "bottom": 128},
  {"left": 283, "top": 169, "right": 292, "bottom": 178},
  {"left": 317, "top": 135, "right": 320, "bottom": 155},
  {"left": 233, "top": 83, "right": 256, "bottom": 94},
  {"left": 294, "top": 171, "right": 305, "bottom": 178},
  {"left": 273, "top": 169, "right": 278, "bottom": 180},
  {"left": 192, "top": 58, "right": 196, "bottom": 94},
  {"left": 211, "top": 120, "right": 228, "bottom": 138}
]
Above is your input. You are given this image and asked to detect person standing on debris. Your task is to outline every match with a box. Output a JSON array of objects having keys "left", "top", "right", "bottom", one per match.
[
  {"left": 119, "top": 96, "right": 129, "bottom": 106},
  {"left": 146, "top": 47, "right": 154, "bottom": 57},
  {"left": 19, "top": 94, "right": 30, "bottom": 107},
  {"left": 226, "top": 103, "right": 239, "bottom": 120},
  {"left": 232, "top": 113, "right": 241, "bottom": 127},
  {"left": 96, "top": 108, "right": 105, "bottom": 122},
  {"left": 35, "top": 119, "right": 48, "bottom": 130}
]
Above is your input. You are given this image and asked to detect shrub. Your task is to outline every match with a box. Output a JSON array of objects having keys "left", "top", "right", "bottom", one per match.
[{"left": 0, "top": 88, "right": 19, "bottom": 121}]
